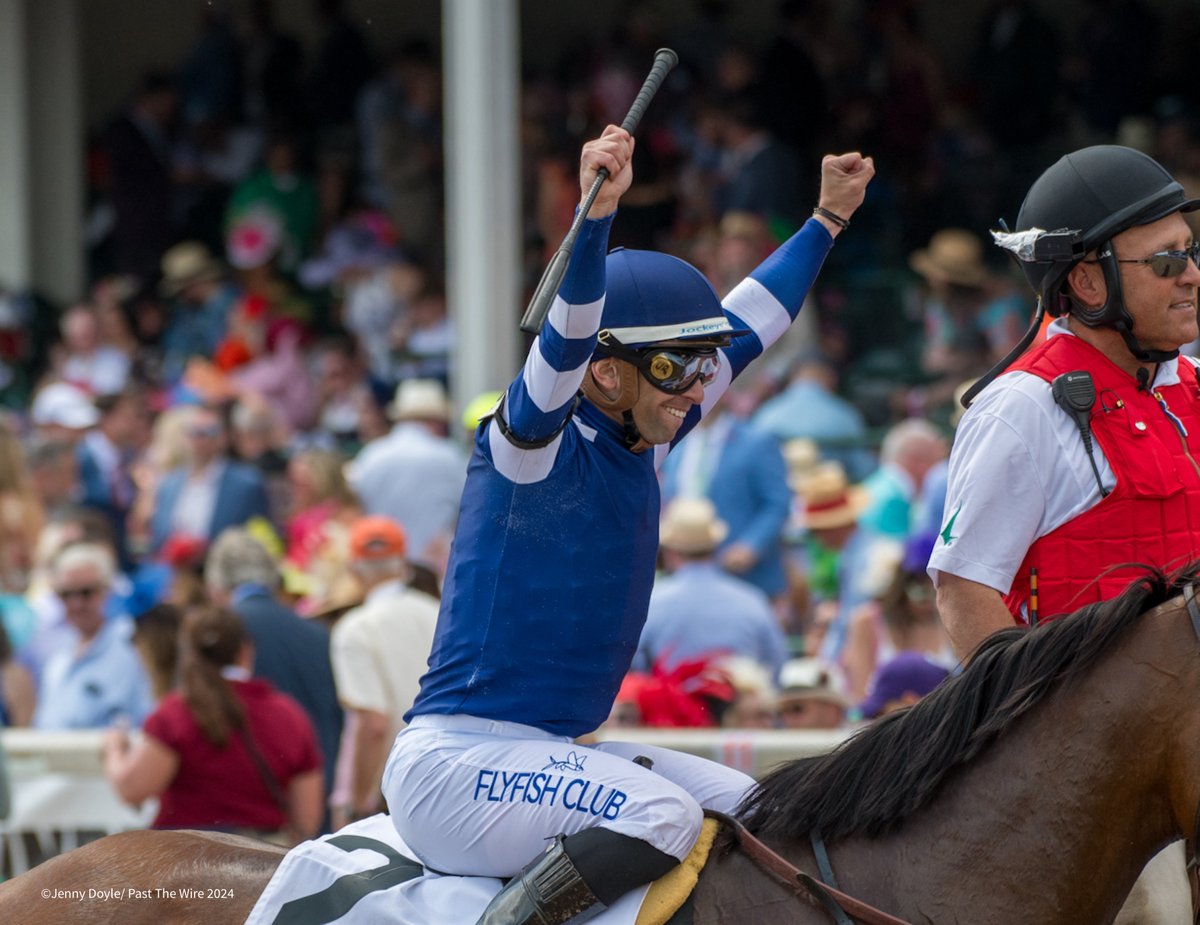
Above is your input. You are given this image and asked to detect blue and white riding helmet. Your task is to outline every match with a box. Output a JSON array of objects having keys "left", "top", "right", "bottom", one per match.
[
  {"left": 596, "top": 247, "right": 749, "bottom": 351},
  {"left": 584, "top": 249, "right": 748, "bottom": 432}
]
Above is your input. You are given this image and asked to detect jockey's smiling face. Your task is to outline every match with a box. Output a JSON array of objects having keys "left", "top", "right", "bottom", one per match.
[
  {"left": 628, "top": 369, "right": 707, "bottom": 445},
  {"left": 589, "top": 347, "right": 717, "bottom": 446}
]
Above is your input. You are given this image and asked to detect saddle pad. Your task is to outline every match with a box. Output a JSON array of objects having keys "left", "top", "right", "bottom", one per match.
[
  {"left": 636, "top": 817, "right": 719, "bottom": 925},
  {"left": 244, "top": 813, "right": 656, "bottom": 925}
]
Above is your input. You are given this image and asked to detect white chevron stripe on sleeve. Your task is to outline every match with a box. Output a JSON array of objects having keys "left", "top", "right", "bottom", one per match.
[
  {"left": 487, "top": 418, "right": 562, "bottom": 484},
  {"left": 522, "top": 349, "right": 590, "bottom": 413},
  {"left": 546, "top": 294, "right": 604, "bottom": 340},
  {"left": 722, "top": 277, "right": 790, "bottom": 349}
]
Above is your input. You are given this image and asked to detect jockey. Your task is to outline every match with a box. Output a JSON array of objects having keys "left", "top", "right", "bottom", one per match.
[
  {"left": 382, "top": 125, "right": 874, "bottom": 925},
  {"left": 930, "top": 145, "right": 1200, "bottom": 656}
]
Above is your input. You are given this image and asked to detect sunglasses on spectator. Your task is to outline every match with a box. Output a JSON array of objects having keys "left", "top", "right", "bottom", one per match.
[
  {"left": 189, "top": 424, "right": 222, "bottom": 438},
  {"left": 1115, "top": 241, "right": 1200, "bottom": 279},
  {"left": 56, "top": 584, "right": 103, "bottom": 601}
]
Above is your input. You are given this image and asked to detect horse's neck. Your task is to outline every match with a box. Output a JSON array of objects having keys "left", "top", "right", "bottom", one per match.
[{"left": 797, "top": 655, "right": 1182, "bottom": 923}]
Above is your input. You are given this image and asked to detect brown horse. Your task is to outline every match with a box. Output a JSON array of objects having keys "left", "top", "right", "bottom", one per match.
[{"left": 4, "top": 564, "right": 1200, "bottom": 924}]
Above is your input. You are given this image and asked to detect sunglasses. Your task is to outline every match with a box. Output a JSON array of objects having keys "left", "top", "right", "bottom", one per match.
[
  {"left": 56, "top": 584, "right": 103, "bottom": 601},
  {"left": 1116, "top": 241, "right": 1200, "bottom": 279},
  {"left": 189, "top": 424, "right": 222, "bottom": 438},
  {"left": 633, "top": 348, "right": 721, "bottom": 394}
]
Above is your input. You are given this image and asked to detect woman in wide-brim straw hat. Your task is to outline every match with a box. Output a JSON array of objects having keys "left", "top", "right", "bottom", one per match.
[
  {"left": 909, "top": 228, "right": 990, "bottom": 290},
  {"left": 907, "top": 228, "right": 1030, "bottom": 420}
]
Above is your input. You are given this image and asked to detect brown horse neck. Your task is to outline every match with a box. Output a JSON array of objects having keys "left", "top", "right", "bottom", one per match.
[{"left": 697, "top": 597, "right": 1200, "bottom": 924}]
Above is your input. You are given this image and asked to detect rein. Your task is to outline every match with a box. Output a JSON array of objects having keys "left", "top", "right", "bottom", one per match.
[
  {"left": 701, "top": 579, "right": 1200, "bottom": 923},
  {"left": 704, "top": 811, "right": 912, "bottom": 925},
  {"left": 1184, "top": 583, "right": 1200, "bottom": 904}
]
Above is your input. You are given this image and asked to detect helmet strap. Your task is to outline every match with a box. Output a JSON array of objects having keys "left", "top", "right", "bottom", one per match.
[
  {"left": 1074, "top": 242, "right": 1180, "bottom": 365},
  {"left": 621, "top": 411, "right": 652, "bottom": 453},
  {"left": 1113, "top": 317, "right": 1179, "bottom": 366},
  {"left": 582, "top": 359, "right": 653, "bottom": 452},
  {"left": 960, "top": 296, "right": 1046, "bottom": 409},
  {"left": 582, "top": 358, "right": 641, "bottom": 413}
]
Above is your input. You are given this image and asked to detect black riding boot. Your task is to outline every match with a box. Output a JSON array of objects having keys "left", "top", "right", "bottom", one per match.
[{"left": 476, "top": 836, "right": 605, "bottom": 925}]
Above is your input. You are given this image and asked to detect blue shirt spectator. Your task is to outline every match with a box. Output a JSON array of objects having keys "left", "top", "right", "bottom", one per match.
[
  {"left": 659, "top": 407, "right": 792, "bottom": 599},
  {"left": 34, "top": 619, "right": 151, "bottom": 729},
  {"left": 753, "top": 355, "right": 876, "bottom": 481},
  {"left": 636, "top": 498, "right": 789, "bottom": 681},
  {"left": 157, "top": 242, "right": 239, "bottom": 384},
  {"left": 149, "top": 405, "right": 271, "bottom": 555},
  {"left": 33, "top": 543, "right": 152, "bottom": 729},
  {"left": 637, "top": 561, "right": 789, "bottom": 682}
]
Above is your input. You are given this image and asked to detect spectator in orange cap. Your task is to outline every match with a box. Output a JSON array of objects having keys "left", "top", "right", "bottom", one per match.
[{"left": 329, "top": 515, "right": 440, "bottom": 827}]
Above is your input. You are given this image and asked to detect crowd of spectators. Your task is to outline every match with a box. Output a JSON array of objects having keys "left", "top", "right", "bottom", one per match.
[{"left": 1, "top": 0, "right": 1199, "bottom": 839}]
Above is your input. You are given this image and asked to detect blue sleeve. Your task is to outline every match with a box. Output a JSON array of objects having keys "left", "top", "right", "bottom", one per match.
[
  {"left": 502, "top": 214, "right": 614, "bottom": 444},
  {"left": 667, "top": 219, "right": 835, "bottom": 453},
  {"left": 748, "top": 218, "right": 834, "bottom": 319},
  {"left": 721, "top": 219, "right": 835, "bottom": 380}
]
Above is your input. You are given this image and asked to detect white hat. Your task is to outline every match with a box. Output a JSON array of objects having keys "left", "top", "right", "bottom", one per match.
[
  {"left": 31, "top": 382, "right": 99, "bottom": 429},
  {"left": 783, "top": 437, "right": 821, "bottom": 491},
  {"left": 389, "top": 379, "right": 451, "bottom": 421},
  {"left": 659, "top": 497, "right": 729, "bottom": 554},
  {"left": 776, "top": 657, "right": 849, "bottom": 708}
]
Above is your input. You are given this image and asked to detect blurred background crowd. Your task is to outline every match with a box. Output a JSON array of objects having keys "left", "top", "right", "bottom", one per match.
[{"left": 2, "top": 0, "right": 1200, "bottom": 840}]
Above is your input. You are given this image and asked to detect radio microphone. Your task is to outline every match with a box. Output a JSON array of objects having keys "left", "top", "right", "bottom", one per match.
[{"left": 1051, "top": 371, "right": 1108, "bottom": 497}]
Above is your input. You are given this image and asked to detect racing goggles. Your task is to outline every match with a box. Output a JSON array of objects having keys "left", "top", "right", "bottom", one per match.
[
  {"left": 598, "top": 335, "right": 722, "bottom": 394},
  {"left": 638, "top": 345, "right": 720, "bottom": 393},
  {"left": 1116, "top": 241, "right": 1200, "bottom": 279},
  {"left": 631, "top": 346, "right": 721, "bottom": 393}
]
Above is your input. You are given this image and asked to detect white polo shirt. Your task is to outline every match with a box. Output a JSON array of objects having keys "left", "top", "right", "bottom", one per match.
[
  {"left": 928, "top": 322, "right": 1199, "bottom": 594},
  {"left": 330, "top": 580, "right": 440, "bottom": 739}
]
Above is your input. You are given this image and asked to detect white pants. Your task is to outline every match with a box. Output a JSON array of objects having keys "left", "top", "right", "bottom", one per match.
[
  {"left": 1114, "top": 841, "right": 1192, "bottom": 924},
  {"left": 382, "top": 714, "right": 755, "bottom": 878}
]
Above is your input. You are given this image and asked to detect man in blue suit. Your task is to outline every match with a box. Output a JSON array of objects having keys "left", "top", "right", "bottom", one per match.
[
  {"left": 149, "top": 404, "right": 271, "bottom": 555},
  {"left": 659, "top": 400, "right": 792, "bottom": 604}
]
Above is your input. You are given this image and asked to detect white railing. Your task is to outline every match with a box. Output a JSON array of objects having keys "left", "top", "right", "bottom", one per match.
[
  {"left": 589, "top": 726, "right": 852, "bottom": 777},
  {"left": 0, "top": 725, "right": 854, "bottom": 879},
  {"left": 0, "top": 729, "right": 156, "bottom": 879}
]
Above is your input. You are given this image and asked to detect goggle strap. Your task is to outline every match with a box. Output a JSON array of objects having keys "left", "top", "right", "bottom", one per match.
[{"left": 582, "top": 359, "right": 641, "bottom": 414}]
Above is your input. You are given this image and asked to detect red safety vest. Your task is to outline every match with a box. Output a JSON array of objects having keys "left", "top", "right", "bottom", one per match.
[{"left": 1003, "top": 334, "right": 1200, "bottom": 622}]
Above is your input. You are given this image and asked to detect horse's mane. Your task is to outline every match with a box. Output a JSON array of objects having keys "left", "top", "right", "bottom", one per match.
[{"left": 739, "top": 563, "right": 1195, "bottom": 843}]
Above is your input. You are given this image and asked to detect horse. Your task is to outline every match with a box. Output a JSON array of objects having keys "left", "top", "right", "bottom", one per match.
[{"left": 4, "top": 563, "right": 1200, "bottom": 924}]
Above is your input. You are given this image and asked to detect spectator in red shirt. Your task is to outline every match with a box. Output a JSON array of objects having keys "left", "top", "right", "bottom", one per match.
[{"left": 102, "top": 604, "right": 323, "bottom": 844}]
